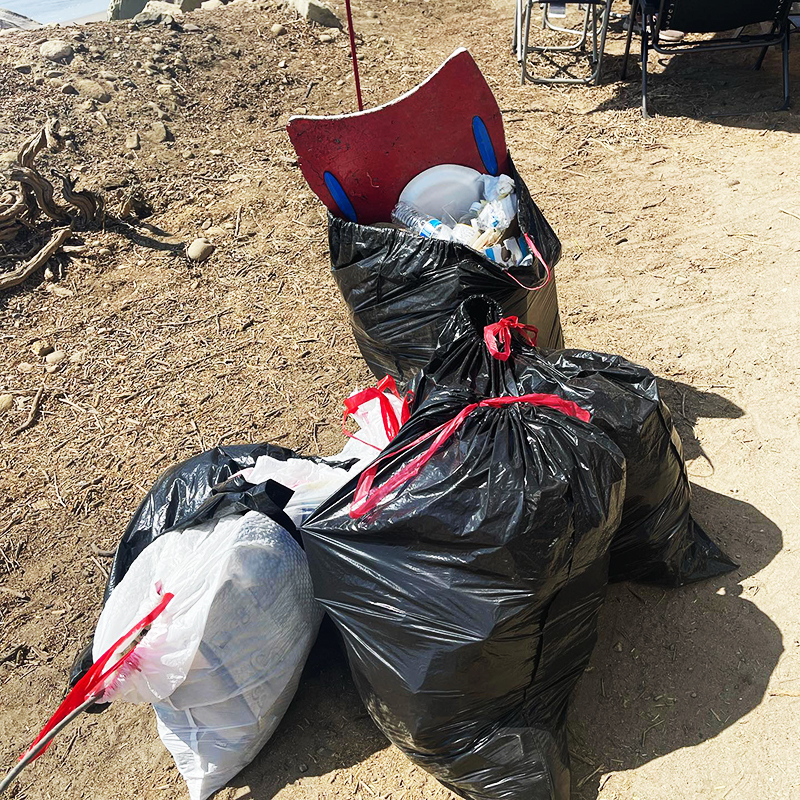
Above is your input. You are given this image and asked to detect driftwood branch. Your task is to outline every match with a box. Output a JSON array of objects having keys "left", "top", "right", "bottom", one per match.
[{"left": 0, "top": 227, "right": 71, "bottom": 290}]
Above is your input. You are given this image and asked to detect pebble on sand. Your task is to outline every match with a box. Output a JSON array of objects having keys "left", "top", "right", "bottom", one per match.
[
  {"left": 39, "top": 40, "right": 74, "bottom": 63},
  {"left": 187, "top": 238, "right": 215, "bottom": 262}
]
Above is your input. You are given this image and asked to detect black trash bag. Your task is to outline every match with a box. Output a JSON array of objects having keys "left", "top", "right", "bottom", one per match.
[
  {"left": 302, "top": 387, "right": 626, "bottom": 800},
  {"left": 329, "top": 155, "right": 563, "bottom": 383},
  {"left": 409, "top": 295, "right": 736, "bottom": 587},
  {"left": 69, "top": 442, "right": 348, "bottom": 689}
]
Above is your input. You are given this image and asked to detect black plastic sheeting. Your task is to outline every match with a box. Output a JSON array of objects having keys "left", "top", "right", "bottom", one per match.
[
  {"left": 302, "top": 388, "right": 626, "bottom": 800},
  {"left": 409, "top": 295, "right": 737, "bottom": 586},
  {"left": 69, "top": 442, "right": 346, "bottom": 690},
  {"left": 328, "top": 155, "right": 564, "bottom": 383}
]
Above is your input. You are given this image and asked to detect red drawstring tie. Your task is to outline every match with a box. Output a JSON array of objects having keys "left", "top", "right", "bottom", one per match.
[
  {"left": 483, "top": 316, "right": 539, "bottom": 361},
  {"left": 342, "top": 375, "right": 411, "bottom": 451},
  {"left": 504, "top": 232, "right": 552, "bottom": 293},
  {"left": 349, "top": 393, "right": 590, "bottom": 518},
  {"left": 20, "top": 593, "right": 174, "bottom": 763}
]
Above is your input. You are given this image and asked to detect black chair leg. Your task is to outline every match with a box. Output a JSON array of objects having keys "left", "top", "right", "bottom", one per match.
[
  {"left": 781, "top": 30, "right": 790, "bottom": 110},
  {"left": 621, "top": 0, "right": 637, "bottom": 79},
  {"left": 755, "top": 45, "right": 768, "bottom": 71},
  {"left": 641, "top": 26, "right": 650, "bottom": 118}
]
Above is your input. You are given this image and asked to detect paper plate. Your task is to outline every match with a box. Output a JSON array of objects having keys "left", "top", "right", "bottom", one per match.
[{"left": 399, "top": 164, "right": 483, "bottom": 225}]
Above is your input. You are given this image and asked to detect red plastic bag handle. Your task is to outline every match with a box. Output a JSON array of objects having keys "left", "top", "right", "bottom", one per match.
[
  {"left": 20, "top": 592, "right": 174, "bottom": 763},
  {"left": 504, "top": 233, "right": 552, "bottom": 292},
  {"left": 349, "top": 393, "right": 590, "bottom": 519},
  {"left": 483, "top": 316, "right": 539, "bottom": 361},
  {"left": 342, "top": 376, "right": 411, "bottom": 451}
]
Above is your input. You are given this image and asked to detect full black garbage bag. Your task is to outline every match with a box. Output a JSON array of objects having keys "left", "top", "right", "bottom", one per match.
[
  {"left": 329, "top": 156, "right": 563, "bottom": 383},
  {"left": 409, "top": 295, "right": 736, "bottom": 586},
  {"left": 69, "top": 442, "right": 350, "bottom": 688},
  {"left": 302, "top": 388, "right": 626, "bottom": 800}
]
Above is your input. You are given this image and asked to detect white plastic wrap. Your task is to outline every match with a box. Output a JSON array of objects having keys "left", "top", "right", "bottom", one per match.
[
  {"left": 93, "top": 511, "right": 323, "bottom": 800},
  {"left": 241, "top": 384, "right": 407, "bottom": 526}
]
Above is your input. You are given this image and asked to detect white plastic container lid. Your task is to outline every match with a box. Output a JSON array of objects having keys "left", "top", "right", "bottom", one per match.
[{"left": 399, "top": 164, "right": 483, "bottom": 225}]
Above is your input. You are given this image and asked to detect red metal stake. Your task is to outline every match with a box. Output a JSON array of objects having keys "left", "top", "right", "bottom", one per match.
[{"left": 344, "top": 0, "right": 364, "bottom": 111}]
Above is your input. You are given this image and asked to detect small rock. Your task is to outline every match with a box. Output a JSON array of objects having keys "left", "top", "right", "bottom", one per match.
[
  {"left": 0, "top": 394, "right": 13, "bottom": 415},
  {"left": 155, "top": 82, "right": 176, "bottom": 97},
  {"left": 187, "top": 238, "right": 214, "bottom": 262},
  {"left": 45, "top": 364, "right": 60, "bottom": 374},
  {"left": 39, "top": 39, "right": 74, "bottom": 63},
  {"left": 209, "top": 148, "right": 223, "bottom": 156},
  {"left": 45, "top": 350, "right": 67, "bottom": 365},
  {"left": 201, "top": 218, "right": 212, "bottom": 230},
  {"left": 80, "top": 99, "right": 97, "bottom": 111},
  {"left": 183, "top": 148, "right": 195, "bottom": 158},
  {"left": 319, "top": 33, "right": 333, "bottom": 42},
  {"left": 70, "top": 350, "right": 86, "bottom": 364},
  {"left": 125, "top": 131, "right": 141, "bottom": 150},
  {"left": 97, "top": 247, "right": 113, "bottom": 257},
  {"left": 44, "top": 69, "right": 64, "bottom": 78},
  {"left": 48, "top": 285, "right": 75, "bottom": 298},
  {"left": 674, "top": 276, "right": 689, "bottom": 286},
  {"left": 289, "top": 0, "right": 342, "bottom": 28},
  {"left": 13, "top": 63, "right": 32, "bottom": 74},
  {"left": 222, "top": 221, "right": 235, "bottom": 230},
  {"left": 294, "top": 106, "right": 307, "bottom": 114},
  {"left": 201, "top": 0, "right": 224, "bottom": 8},
  {"left": 205, "top": 225, "right": 226, "bottom": 237},
  {"left": 44, "top": 266, "right": 55, "bottom": 281},
  {"left": 31, "top": 341, "right": 54, "bottom": 357},
  {"left": 60, "top": 83, "right": 78, "bottom": 95},
  {"left": 140, "top": 0, "right": 184, "bottom": 18},
  {"left": 147, "top": 121, "right": 171, "bottom": 143},
  {"left": 75, "top": 78, "right": 112, "bottom": 103},
  {"left": 152, "top": 42, "right": 164, "bottom": 52},
  {"left": 17, "top": 362, "right": 35, "bottom": 374},
  {"left": 98, "top": 70, "right": 119, "bottom": 80},
  {"left": 727, "top": 178, "right": 740, "bottom": 187},
  {"left": 278, "top": 59, "right": 287, "bottom": 67},
  {"left": 298, "top": 764, "right": 308, "bottom": 773},
  {"left": 33, "top": 76, "right": 45, "bottom": 86},
  {"left": 365, "top": 9, "right": 377, "bottom": 17},
  {"left": 271, "top": 23, "right": 287, "bottom": 36},
  {"left": 613, "top": 641, "right": 623, "bottom": 652}
]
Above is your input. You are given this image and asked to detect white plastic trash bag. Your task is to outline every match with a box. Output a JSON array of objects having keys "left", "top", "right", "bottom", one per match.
[
  {"left": 241, "top": 377, "right": 409, "bottom": 526},
  {"left": 93, "top": 511, "right": 323, "bottom": 800}
]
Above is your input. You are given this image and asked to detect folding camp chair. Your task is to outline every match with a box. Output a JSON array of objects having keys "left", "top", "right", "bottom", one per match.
[
  {"left": 622, "top": 0, "right": 793, "bottom": 117},
  {"left": 517, "top": 0, "right": 614, "bottom": 85}
]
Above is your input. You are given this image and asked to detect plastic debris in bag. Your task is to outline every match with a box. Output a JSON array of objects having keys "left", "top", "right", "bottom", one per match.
[
  {"left": 91, "top": 510, "right": 323, "bottom": 800},
  {"left": 410, "top": 295, "right": 736, "bottom": 586},
  {"left": 302, "top": 388, "right": 626, "bottom": 800},
  {"left": 329, "top": 157, "right": 563, "bottom": 383}
]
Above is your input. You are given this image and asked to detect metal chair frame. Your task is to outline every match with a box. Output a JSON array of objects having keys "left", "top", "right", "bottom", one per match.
[
  {"left": 622, "top": 0, "right": 792, "bottom": 117},
  {"left": 517, "top": 0, "right": 614, "bottom": 85}
]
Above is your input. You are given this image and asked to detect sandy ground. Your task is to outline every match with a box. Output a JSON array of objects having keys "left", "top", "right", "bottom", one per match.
[{"left": 1, "top": 1, "right": 799, "bottom": 799}]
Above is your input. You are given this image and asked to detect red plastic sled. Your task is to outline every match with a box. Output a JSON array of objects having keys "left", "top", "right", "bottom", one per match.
[{"left": 286, "top": 49, "right": 509, "bottom": 226}]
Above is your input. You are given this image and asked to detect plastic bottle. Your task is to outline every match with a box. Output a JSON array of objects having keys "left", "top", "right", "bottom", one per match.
[{"left": 391, "top": 201, "right": 454, "bottom": 241}]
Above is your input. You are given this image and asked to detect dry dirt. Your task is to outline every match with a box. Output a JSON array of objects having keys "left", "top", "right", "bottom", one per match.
[{"left": 1, "top": 1, "right": 799, "bottom": 800}]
